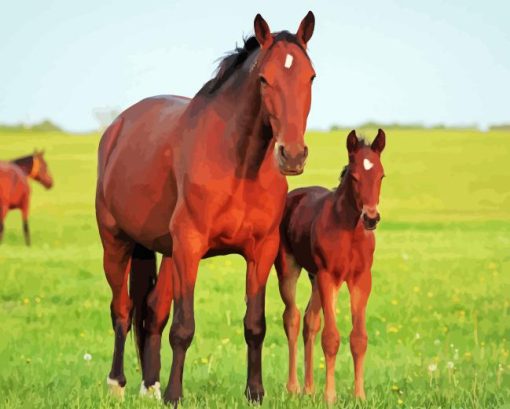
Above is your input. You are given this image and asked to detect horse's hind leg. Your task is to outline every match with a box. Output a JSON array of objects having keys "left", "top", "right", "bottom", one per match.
[
  {"left": 303, "top": 277, "right": 321, "bottom": 394},
  {"left": 141, "top": 255, "right": 173, "bottom": 399},
  {"left": 99, "top": 226, "right": 134, "bottom": 399},
  {"left": 0, "top": 204, "right": 7, "bottom": 243},
  {"left": 347, "top": 271, "right": 371, "bottom": 399},
  {"left": 275, "top": 244, "right": 302, "bottom": 394}
]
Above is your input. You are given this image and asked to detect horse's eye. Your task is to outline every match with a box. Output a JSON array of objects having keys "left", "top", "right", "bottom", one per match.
[
  {"left": 311, "top": 75, "right": 316, "bottom": 83},
  {"left": 351, "top": 173, "right": 359, "bottom": 182},
  {"left": 259, "top": 75, "right": 269, "bottom": 86}
]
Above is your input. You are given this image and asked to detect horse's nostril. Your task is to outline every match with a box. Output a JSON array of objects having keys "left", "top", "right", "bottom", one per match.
[
  {"left": 279, "top": 145, "right": 287, "bottom": 159},
  {"left": 303, "top": 146, "right": 309, "bottom": 158}
]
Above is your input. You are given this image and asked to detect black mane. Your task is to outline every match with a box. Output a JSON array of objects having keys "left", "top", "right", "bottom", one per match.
[{"left": 197, "top": 31, "right": 305, "bottom": 96}]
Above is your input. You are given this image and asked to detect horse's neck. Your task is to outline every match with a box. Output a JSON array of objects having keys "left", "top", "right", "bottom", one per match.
[
  {"left": 12, "top": 157, "right": 33, "bottom": 176},
  {"left": 211, "top": 63, "right": 274, "bottom": 179},
  {"left": 333, "top": 174, "right": 361, "bottom": 229}
]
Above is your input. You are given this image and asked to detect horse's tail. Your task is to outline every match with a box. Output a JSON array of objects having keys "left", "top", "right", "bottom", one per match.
[{"left": 130, "top": 243, "right": 157, "bottom": 366}]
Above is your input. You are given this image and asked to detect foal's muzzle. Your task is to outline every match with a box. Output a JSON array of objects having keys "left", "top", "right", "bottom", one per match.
[{"left": 277, "top": 144, "right": 308, "bottom": 175}]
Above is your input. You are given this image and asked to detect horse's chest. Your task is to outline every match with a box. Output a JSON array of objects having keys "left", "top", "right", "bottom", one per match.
[{"left": 211, "top": 185, "right": 286, "bottom": 249}]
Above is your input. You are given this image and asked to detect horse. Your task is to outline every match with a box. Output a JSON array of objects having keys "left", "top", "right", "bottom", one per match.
[
  {"left": 275, "top": 129, "right": 386, "bottom": 403},
  {"left": 95, "top": 12, "right": 316, "bottom": 404},
  {"left": 0, "top": 150, "right": 53, "bottom": 245}
]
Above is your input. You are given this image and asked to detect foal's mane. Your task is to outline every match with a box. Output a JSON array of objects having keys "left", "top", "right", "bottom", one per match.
[
  {"left": 12, "top": 154, "right": 34, "bottom": 167},
  {"left": 197, "top": 31, "right": 306, "bottom": 96},
  {"left": 336, "top": 136, "right": 371, "bottom": 187}
]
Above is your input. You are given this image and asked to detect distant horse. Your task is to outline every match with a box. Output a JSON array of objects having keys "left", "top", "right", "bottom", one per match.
[
  {"left": 96, "top": 12, "right": 316, "bottom": 404},
  {"left": 275, "top": 129, "right": 386, "bottom": 403},
  {"left": 0, "top": 151, "right": 53, "bottom": 245}
]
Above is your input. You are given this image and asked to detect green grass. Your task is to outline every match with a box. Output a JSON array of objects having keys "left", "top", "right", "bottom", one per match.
[{"left": 0, "top": 129, "right": 509, "bottom": 408}]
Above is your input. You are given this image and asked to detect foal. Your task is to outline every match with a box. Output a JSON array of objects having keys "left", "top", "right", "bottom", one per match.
[
  {"left": 275, "top": 129, "right": 386, "bottom": 403},
  {"left": 0, "top": 151, "right": 53, "bottom": 245}
]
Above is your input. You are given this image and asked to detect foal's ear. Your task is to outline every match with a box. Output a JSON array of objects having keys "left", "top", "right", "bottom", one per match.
[
  {"left": 254, "top": 14, "right": 273, "bottom": 49},
  {"left": 371, "top": 129, "right": 386, "bottom": 153},
  {"left": 346, "top": 129, "right": 358, "bottom": 154},
  {"left": 296, "top": 11, "right": 315, "bottom": 47}
]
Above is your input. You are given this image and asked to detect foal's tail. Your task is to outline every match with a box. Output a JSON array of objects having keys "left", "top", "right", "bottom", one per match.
[{"left": 130, "top": 243, "right": 157, "bottom": 365}]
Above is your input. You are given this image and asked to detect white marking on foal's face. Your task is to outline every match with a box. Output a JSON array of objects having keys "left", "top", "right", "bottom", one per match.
[
  {"left": 363, "top": 158, "right": 374, "bottom": 170},
  {"left": 284, "top": 54, "right": 294, "bottom": 69}
]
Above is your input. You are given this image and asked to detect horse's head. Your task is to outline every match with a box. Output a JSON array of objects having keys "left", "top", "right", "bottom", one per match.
[
  {"left": 32, "top": 150, "right": 53, "bottom": 189},
  {"left": 254, "top": 12, "right": 316, "bottom": 175},
  {"left": 346, "top": 129, "right": 386, "bottom": 230}
]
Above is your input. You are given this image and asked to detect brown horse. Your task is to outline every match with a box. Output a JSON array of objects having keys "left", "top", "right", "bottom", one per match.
[
  {"left": 95, "top": 12, "right": 316, "bottom": 404},
  {"left": 275, "top": 129, "right": 386, "bottom": 403},
  {"left": 0, "top": 151, "right": 53, "bottom": 245}
]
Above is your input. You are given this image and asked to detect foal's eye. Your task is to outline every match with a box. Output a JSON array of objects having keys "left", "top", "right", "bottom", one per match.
[
  {"left": 259, "top": 75, "right": 269, "bottom": 86},
  {"left": 311, "top": 75, "right": 316, "bottom": 83},
  {"left": 351, "top": 173, "right": 359, "bottom": 182}
]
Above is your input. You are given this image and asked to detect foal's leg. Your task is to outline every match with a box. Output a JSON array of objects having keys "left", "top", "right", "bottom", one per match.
[
  {"left": 164, "top": 220, "right": 206, "bottom": 405},
  {"left": 275, "top": 246, "right": 302, "bottom": 394},
  {"left": 100, "top": 230, "right": 134, "bottom": 398},
  {"left": 141, "top": 256, "right": 173, "bottom": 399},
  {"left": 303, "top": 278, "right": 321, "bottom": 394},
  {"left": 244, "top": 234, "right": 280, "bottom": 403},
  {"left": 347, "top": 271, "right": 372, "bottom": 399},
  {"left": 318, "top": 272, "right": 341, "bottom": 404}
]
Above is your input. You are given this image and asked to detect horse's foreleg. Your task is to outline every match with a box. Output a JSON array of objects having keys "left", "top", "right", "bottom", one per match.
[
  {"left": 102, "top": 235, "right": 133, "bottom": 399},
  {"left": 303, "top": 278, "right": 321, "bottom": 394},
  {"left": 275, "top": 246, "right": 302, "bottom": 394},
  {"left": 141, "top": 256, "right": 173, "bottom": 400},
  {"left": 21, "top": 199, "right": 30, "bottom": 246},
  {"left": 347, "top": 272, "right": 372, "bottom": 399},
  {"left": 318, "top": 272, "right": 341, "bottom": 404},
  {"left": 0, "top": 204, "right": 7, "bottom": 243},
  {"left": 164, "top": 226, "right": 205, "bottom": 406},
  {"left": 244, "top": 234, "right": 279, "bottom": 404}
]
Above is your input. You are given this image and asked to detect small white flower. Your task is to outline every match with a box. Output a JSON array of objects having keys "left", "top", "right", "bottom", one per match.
[
  {"left": 428, "top": 363, "right": 437, "bottom": 372},
  {"left": 415, "top": 333, "right": 420, "bottom": 340},
  {"left": 83, "top": 353, "right": 92, "bottom": 361},
  {"left": 450, "top": 343, "right": 454, "bottom": 348},
  {"left": 447, "top": 361, "right": 454, "bottom": 369},
  {"left": 434, "top": 339, "right": 440, "bottom": 345},
  {"left": 401, "top": 253, "right": 409, "bottom": 261}
]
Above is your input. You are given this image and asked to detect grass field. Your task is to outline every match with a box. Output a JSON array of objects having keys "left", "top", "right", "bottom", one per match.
[{"left": 0, "top": 128, "right": 509, "bottom": 408}]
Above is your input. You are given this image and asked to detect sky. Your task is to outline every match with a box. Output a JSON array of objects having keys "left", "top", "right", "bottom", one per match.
[{"left": 0, "top": 0, "right": 509, "bottom": 132}]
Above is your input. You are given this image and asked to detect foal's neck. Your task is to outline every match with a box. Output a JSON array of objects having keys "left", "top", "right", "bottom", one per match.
[{"left": 334, "top": 169, "right": 362, "bottom": 230}]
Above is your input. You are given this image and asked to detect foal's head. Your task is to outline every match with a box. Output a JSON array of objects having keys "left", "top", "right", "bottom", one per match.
[
  {"left": 346, "top": 129, "right": 386, "bottom": 230},
  {"left": 32, "top": 150, "right": 53, "bottom": 189},
  {"left": 254, "top": 12, "right": 316, "bottom": 175}
]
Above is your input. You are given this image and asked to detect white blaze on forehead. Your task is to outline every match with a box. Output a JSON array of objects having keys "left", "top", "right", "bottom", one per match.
[
  {"left": 284, "top": 53, "right": 294, "bottom": 69},
  {"left": 363, "top": 158, "right": 374, "bottom": 170}
]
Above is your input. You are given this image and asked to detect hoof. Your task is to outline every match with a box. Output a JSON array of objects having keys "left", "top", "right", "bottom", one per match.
[
  {"left": 106, "top": 377, "right": 125, "bottom": 400},
  {"left": 140, "top": 381, "right": 161, "bottom": 400},
  {"left": 354, "top": 390, "right": 366, "bottom": 400},
  {"left": 303, "top": 384, "right": 315, "bottom": 395},
  {"left": 324, "top": 390, "right": 337, "bottom": 405},
  {"left": 245, "top": 385, "right": 264, "bottom": 405},
  {"left": 286, "top": 381, "right": 301, "bottom": 394}
]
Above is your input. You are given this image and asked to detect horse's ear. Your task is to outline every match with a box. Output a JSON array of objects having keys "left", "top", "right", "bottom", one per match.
[
  {"left": 371, "top": 129, "right": 386, "bottom": 153},
  {"left": 254, "top": 14, "right": 273, "bottom": 49},
  {"left": 347, "top": 130, "right": 358, "bottom": 154},
  {"left": 296, "top": 11, "right": 315, "bottom": 47}
]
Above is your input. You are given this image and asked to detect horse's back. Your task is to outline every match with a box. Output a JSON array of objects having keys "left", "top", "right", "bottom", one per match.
[{"left": 96, "top": 95, "right": 190, "bottom": 250}]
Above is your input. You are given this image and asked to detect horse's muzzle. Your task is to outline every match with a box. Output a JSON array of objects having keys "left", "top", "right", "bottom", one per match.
[
  {"left": 363, "top": 212, "right": 381, "bottom": 230},
  {"left": 277, "top": 144, "right": 308, "bottom": 175}
]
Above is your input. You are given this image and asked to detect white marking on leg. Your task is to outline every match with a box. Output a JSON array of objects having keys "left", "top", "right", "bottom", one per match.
[
  {"left": 106, "top": 376, "right": 125, "bottom": 399},
  {"left": 284, "top": 54, "right": 294, "bottom": 69},
  {"left": 140, "top": 381, "right": 161, "bottom": 400},
  {"left": 363, "top": 158, "right": 374, "bottom": 170}
]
